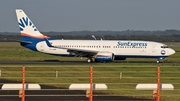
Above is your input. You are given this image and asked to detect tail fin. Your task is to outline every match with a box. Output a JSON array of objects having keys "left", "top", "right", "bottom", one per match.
[{"left": 15, "top": 9, "right": 49, "bottom": 39}]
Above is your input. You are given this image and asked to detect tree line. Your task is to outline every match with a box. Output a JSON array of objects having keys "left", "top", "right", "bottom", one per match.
[{"left": 0, "top": 30, "right": 180, "bottom": 42}]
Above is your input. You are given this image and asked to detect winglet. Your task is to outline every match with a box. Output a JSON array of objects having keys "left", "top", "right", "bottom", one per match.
[
  {"left": 92, "top": 35, "right": 96, "bottom": 40},
  {"left": 44, "top": 38, "right": 53, "bottom": 47}
]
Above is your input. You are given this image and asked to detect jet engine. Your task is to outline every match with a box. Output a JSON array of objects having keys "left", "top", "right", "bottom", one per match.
[{"left": 95, "top": 52, "right": 114, "bottom": 62}]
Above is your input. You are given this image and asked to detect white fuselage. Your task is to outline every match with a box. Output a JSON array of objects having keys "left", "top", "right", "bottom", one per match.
[{"left": 35, "top": 40, "right": 175, "bottom": 58}]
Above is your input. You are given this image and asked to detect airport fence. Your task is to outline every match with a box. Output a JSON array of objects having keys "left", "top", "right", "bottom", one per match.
[{"left": 0, "top": 65, "right": 180, "bottom": 101}]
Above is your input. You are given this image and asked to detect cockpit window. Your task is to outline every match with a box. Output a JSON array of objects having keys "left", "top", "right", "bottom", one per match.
[{"left": 161, "top": 45, "right": 169, "bottom": 48}]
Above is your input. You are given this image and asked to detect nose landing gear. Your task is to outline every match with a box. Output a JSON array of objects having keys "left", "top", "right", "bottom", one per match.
[{"left": 157, "top": 60, "right": 159, "bottom": 63}]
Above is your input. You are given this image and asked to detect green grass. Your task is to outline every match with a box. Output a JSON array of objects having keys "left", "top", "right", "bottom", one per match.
[
  {"left": 0, "top": 42, "right": 180, "bottom": 101},
  {"left": 0, "top": 64, "right": 180, "bottom": 101}
]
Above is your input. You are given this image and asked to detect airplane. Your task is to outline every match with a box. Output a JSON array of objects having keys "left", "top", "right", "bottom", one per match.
[{"left": 15, "top": 9, "right": 175, "bottom": 63}]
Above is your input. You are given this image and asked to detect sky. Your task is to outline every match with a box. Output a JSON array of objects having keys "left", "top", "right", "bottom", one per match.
[{"left": 0, "top": 0, "right": 180, "bottom": 32}]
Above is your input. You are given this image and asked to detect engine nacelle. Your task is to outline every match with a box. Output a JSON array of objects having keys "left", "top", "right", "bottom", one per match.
[{"left": 95, "top": 52, "right": 114, "bottom": 62}]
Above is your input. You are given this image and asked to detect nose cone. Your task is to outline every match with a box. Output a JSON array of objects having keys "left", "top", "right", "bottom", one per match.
[{"left": 169, "top": 48, "right": 175, "bottom": 55}]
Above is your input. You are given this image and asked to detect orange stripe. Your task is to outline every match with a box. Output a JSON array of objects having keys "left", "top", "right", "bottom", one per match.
[{"left": 21, "top": 33, "right": 50, "bottom": 38}]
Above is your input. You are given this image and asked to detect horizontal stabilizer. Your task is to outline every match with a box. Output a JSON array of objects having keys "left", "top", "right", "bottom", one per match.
[
  {"left": 20, "top": 41, "right": 32, "bottom": 46},
  {"left": 136, "top": 84, "right": 174, "bottom": 90},
  {"left": 20, "top": 41, "right": 32, "bottom": 44},
  {"left": 6, "top": 39, "right": 32, "bottom": 44},
  {"left": 69, "top": 84, "right": 108, "bottom": 90}
]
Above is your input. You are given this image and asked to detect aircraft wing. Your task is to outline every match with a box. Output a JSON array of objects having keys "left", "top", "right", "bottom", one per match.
[
  {"left": 63, "top": 47, "right": 98, "bottom": 57},
  {"left": 45, "top": 38, "right": 98, "bottom": 57}
]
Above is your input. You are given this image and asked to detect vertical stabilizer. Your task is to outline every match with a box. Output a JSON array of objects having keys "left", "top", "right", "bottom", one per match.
[{"left": 15, "top": 9, "right": 48, "bottom": 39}]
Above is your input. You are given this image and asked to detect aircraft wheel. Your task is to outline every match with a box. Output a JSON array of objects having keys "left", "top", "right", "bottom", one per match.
[
  {"left": 157, "top": 60, "right": 159, "bottom": 63},
  {"left": 87, "top": 58, "right": 93, "bottom": 63}
]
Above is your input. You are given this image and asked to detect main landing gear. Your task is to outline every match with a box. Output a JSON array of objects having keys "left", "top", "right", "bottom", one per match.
[{"left": 87, "top": 58, "right": 93, "bottom": 63}]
